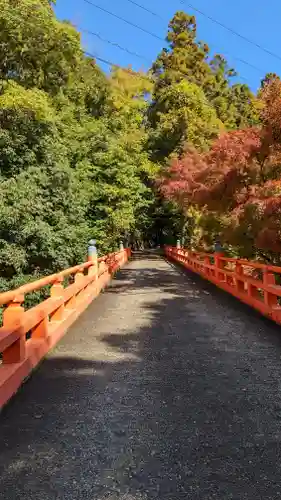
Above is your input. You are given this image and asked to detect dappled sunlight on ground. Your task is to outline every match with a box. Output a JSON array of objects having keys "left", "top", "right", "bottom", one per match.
[{"left": 2, "top": 253, "right": 281, "bottom": 498}]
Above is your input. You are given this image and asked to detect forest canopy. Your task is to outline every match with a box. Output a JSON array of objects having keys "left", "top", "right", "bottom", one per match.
[{"left": 0, "top": 1, "right": 279, "bottom": 294}]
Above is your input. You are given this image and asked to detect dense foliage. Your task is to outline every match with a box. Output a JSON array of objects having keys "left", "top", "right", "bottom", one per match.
[
  {"left": 0, "top": 1, "right": 279, "bottom": 293},
  {"left": 161, "top": 78, "right": 281, "bottom": 262},
  {"left": 0, "top": 0, "right": 157, "bottom": 292}
]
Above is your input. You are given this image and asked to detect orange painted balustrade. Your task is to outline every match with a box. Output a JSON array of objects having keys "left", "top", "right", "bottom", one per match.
[
  {"left": 0, "top": 247, "right": 130, "bottom": 408},
  {"left": 165, "top": 246, "right": 281, "bottom": 326}
]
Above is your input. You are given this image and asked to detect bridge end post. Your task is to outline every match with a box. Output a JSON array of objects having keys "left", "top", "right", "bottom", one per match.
[
  {"left": 88, "top": 240, "right": 99, "bottom": 297},
  {"left": 88, "top": 239, "right": 98, "bottom": 275}
]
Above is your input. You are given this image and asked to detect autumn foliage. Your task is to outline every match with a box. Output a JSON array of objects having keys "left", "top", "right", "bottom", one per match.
[{"left": 161, "top": 78, "right": 281, "bottom": 258}]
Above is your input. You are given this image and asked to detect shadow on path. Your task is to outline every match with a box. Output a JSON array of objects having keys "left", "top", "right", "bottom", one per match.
[{"left": 1, "top": 256, "right": 281, "bottom": 499}]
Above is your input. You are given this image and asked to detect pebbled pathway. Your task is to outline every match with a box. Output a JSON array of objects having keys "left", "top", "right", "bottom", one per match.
[{"left": 1, "top": 253, "right": 281, "bottom": 499}]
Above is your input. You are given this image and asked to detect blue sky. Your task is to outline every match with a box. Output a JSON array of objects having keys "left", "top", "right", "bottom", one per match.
[{"left": 55, "top": 0, "right": 281, "bottom": 92}]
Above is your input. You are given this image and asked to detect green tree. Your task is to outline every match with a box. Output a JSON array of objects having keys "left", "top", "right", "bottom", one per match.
[
  {"left": 150, "top": 11, "right": 258, "bottom": 133},
  {"left": 204, "top": 55, "right": 237, "bottom": 128},
  {"left": 0, "top": 81, "right": 92, "bottom": 286},
  {"left": 148, "top": 80, "right": 221, "bottom": 160},
  {"left": 152, "top": 11, "right": 211, "bottom": 93},
  {"left": 0, "top": 0, "right": 82, "bottom": 94},
  {"left": 229, "top": 84, "right": 260, "bottom": 128},
  {"left": 0, "top": 0, "right": 276, "bottom": 297},
  {"left": 83, "top": 68, "right": 155, "bottom": 252}
]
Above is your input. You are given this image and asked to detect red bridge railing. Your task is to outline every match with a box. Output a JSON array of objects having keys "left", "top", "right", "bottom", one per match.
[
  {"left": 165, "top": 246, "right": 281, "bottom": 325},
  {"left": 0, "top": 247, "right": 130, "bottom": 408}
]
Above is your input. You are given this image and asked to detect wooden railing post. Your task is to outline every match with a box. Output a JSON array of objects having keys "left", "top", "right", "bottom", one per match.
[
  {"left": 75, "top": 269, "right": 84, "bottom": 284},
  {"left": 188, "top": 251, "right": 193, "bottom": 270},
  {"left": 2, "top": 294, "right": 25, "bottom": 364},
  {"left": 214, "top": 253, "right": 224, "bottom": 282},
  {"left": 32, "top": 315, "right": 49, "bottom": 340},
  {"left": 235, "top": 262, "right": 245, "bottom": 294},
  {"left": 204, "top": 256, "right": 210, "bottom": 277},
  {"left": 247, "top": 282, "right": 260, "bottom": 303},
  {"left": 263, "top": 270, "right": 277, "bottom": 308},
  {"left": 50, "top": 277, "right": 65, "bottom": 322},
  {"left": 182, "top": 249, "right": 188, "bottom": 267},
  {"left": 66, "top": 267, "right": 87, "bottom": 312}
]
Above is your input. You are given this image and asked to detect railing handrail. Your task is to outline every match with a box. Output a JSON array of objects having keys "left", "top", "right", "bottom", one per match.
[
  {"left": 165, "top": 245, "right": 281, "bottom": 327},
  {"left": 0, "top": 250, "right": 126, "bottom": 306},
  {"left": 0, "top": 262, "right": 93, "bottom": 306},
  {"left": 174, "top": 247, "right": 281, "bottom": 273}
]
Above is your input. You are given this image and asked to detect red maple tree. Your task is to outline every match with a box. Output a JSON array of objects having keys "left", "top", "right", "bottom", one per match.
[{"left": 160, "top": 78, "right": 281, "bottom": 256}]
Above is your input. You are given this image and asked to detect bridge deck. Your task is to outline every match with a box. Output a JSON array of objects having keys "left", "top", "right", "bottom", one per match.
[{"left": 1, "top": 254, "right": 281, "bottom": 499}]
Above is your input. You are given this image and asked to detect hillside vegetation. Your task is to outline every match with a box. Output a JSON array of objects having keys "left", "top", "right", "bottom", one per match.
[{"left": 0, "top": 1, "right": 279, "bottom": 293}]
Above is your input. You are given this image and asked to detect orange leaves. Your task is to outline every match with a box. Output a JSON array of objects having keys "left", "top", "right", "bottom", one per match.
[
  {"left": 159, "top": 77, "right": 281, "bottom": 255},
  {"left": 160, "top": 128, "right": 262, "bottom": 212},
  {"left": 207, "top": 128, "right": 262, "bottom": 170},
  {"left": 160, "top": 147, "right": 208, "bottom": 208}
]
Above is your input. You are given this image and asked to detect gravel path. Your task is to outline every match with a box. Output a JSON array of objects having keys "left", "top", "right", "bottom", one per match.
[{"left": 1, "top": 253, "right": 281, "bottom": 499}]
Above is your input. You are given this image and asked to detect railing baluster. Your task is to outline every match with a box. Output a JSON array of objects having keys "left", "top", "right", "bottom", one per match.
[
  {"left": 235, "top": 262, "right": 245, "bottom": 294},
  {"left": 2, "top": 294, "right": 25, "bottom": 364},
  {"left": 32, "top": 316, "right": 49, "bottom": 340},
  {"left": 204, "top": 256, "right": 210, "bottom": 276},
  {"left": 263, "top": 270, "right": 277, "bottom": 308},
  {"left": 50, "top": 277, "right": 65, "bottom": 322},
  {"left": 214, "top": 254, "right": 225, "bottom": 282}
]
